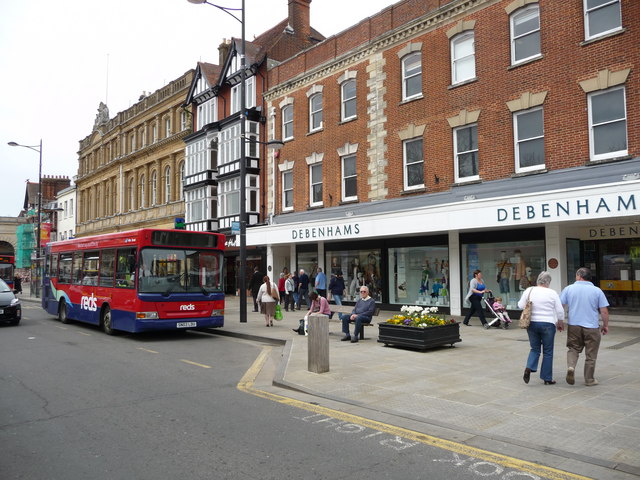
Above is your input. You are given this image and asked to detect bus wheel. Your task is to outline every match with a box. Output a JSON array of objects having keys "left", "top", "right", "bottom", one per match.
[
  {"left": 58, "top": 301, "right": 71, "bottom": 324},
  {"left": 101, "top": 306, "right": 116, "bottom": 335}
]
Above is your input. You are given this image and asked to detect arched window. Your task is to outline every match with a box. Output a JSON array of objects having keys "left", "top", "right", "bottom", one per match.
[
  {"left": 164, "top": 166, "right": 171, "bottom": 203},
  {"left": 129, "top": 178, "right": 135, "bottom": 211},
  {"left": 178, "top": 162, "right": 185, "bottom": 200},
  {"left": 151, "top": 171, "right": 157, "bottom": 206},
  {"left": 139, "top": 174, "right": 146, "bottom": 208}
]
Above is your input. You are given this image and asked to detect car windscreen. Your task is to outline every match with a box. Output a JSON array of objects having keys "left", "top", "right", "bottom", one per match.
[{"left": 137, "top": 248, "right": 223, "bottom": 294}]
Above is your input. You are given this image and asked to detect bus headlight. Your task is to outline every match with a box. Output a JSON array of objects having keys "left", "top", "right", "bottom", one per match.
[
  {"left": 136, "top": 312, "right": 159, "bottom": 319},
  {"left": 211, "top": 309, "right": 223, "bottom": 316}
]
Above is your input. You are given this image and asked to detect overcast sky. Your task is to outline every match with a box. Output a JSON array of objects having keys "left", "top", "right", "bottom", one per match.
[{"left": 0, "top": 0, "right": 396, "bottom": 217}]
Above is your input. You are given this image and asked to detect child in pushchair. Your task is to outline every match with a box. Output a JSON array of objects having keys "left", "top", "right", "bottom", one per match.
[{"left": 483, "top": 293, "right": 512, "bottom": 329}]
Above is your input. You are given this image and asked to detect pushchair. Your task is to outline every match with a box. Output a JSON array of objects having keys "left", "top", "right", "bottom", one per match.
[{"left": 483, "top": 292, "right": 512, "bottom": 329}]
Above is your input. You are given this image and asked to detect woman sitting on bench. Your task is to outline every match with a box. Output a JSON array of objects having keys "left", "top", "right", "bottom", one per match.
[{"left": 339, "top": 285, "right": 376, "bottom": 343}]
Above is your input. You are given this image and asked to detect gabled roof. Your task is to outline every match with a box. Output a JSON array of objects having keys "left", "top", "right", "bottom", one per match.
[{"left": 184, "top": 62, "right": 223, "bottom": 105}]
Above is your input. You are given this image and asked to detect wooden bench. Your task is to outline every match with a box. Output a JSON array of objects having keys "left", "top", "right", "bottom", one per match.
[{"left": 329, "top": 305, "right": 381, "bottom": 340}]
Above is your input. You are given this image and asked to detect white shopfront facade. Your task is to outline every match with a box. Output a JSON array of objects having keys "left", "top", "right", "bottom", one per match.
[{"left": 247, "top": 175, "right": 640, "bottom": 316}]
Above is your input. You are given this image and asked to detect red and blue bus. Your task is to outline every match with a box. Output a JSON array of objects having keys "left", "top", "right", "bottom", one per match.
[
  {"left": 0, "top": 255, "right": 15, "bottom": 289},
  {"left": 42, "top": 229, "right": 225, "bottom": 334}
]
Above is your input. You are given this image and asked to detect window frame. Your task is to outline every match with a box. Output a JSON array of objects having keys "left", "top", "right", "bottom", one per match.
[
  {"left": 309, "top": 93, "right": 323, "bottom": 132},
  {"left": 282, "top": 170, "right": 293, "bottom": 211},
  {"left": 510, "top": 5, "right": 541, "bottom": 65},
  {"left": 401, "top": 52, "right": 422, "bottom": 101},
  {"left": 403, "top": 137, "right": 424, "bottom": 190},
  {"left": 309, "top": 163, "right": 323, "bottom": 207},
  {"left": 341, "top": 79, "right": 357, "bottom": 121},
  {"left": 588, "top": 86, "right": 628, "bottom": 161},
  {"left": 341, "top": 155, "right": 358, "bottom": 202},
  {"left": 282, "top": 105, "right": 293, "bottom": 141},
  {"left": 451, "top": 31, "right": 476, "bottom": 85},
  {"left": 453, "top": 124, "right": 479, "bottom": 183},
  {"left": 584, "top": 0, "right": 622, "bottom": 40},
  {"left": 513, "top": 107, "right": 545, "bottom": 173}
]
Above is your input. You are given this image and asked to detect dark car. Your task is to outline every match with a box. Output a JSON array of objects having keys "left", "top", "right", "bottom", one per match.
[{"left": 0, "top": 278, "right": 21, "bottom": 326}]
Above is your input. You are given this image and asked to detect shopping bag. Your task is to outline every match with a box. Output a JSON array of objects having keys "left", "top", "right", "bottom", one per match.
[
  {"left": 519, "top": 288, "right": 533, "bottom": 329},
  {"left": 274, "top": 303, "right": 283, "bottom": 321}
]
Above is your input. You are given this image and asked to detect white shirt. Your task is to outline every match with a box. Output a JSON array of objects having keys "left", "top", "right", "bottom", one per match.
[{"left": 518, "top": 286, "right": 564, "bottom": 324}]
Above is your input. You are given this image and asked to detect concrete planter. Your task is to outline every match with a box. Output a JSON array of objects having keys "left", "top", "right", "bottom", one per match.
[{"left": 377, "top": 322, "right": 461, "bottom": 351}]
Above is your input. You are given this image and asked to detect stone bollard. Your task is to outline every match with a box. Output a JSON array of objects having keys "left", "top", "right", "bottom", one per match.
[{"left": 307, "top": 313, "right": 329, "bottom": 373}]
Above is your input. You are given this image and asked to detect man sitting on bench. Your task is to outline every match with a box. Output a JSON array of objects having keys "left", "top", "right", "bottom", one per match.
[{"left": 339, "top": 285, "right": 376, "bottom": 343}]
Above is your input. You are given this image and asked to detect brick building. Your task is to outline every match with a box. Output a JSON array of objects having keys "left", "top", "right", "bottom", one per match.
[{"left": 249, "top": 0, "right": 640, "bottom": 316}]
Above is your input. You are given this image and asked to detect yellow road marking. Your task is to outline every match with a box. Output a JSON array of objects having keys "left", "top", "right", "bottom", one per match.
[
  {"left": 137, "top": 347, "right": 159, "bottom": 354},
  {"left": 180, "top": 359, "right": 211, "bottom": 369},
  {"left": 238, "top": 347, "right": 592, "bottom": 480}
]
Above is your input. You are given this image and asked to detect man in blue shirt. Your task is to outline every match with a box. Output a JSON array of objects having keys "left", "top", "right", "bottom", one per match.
[
  {"left": 339, "top": 285, "right": 376, "bottom": 343},
  {"left": 560, "top": 267, "right": 609, "bottom": 386},
  {"left": 315, "top": 267, "right": 327, "bottom": 298}
]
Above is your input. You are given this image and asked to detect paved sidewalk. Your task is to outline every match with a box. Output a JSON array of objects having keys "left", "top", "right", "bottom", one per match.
[
  {"left": 218, "top": 298, "right": 640, "bottom": 479},
  {"left": 21, "top": 290, "right": 640, "bottom": 478}
]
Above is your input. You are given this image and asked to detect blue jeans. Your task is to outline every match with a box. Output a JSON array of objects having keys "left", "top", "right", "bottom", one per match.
[
  {"left": 332, "top": 294, "right": 343, "bottom": 305},
  {"left": 526, "top": 321, "right": 556, "bottom": 382},
  {"left": 339, "top": 312, "right": 371, "bottom": 340}
]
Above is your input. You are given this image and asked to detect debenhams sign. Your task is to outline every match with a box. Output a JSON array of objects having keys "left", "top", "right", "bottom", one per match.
[
  {"left": 496, "top": 193, "right": 637, "bottom": 223},
  {"left": 291, "top": 223, "right": 360, "bottom": 240}
]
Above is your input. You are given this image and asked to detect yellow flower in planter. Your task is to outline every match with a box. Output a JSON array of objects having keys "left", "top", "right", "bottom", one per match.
[{"left": 384, "top": 306, "right": 455, "bottom": 328}]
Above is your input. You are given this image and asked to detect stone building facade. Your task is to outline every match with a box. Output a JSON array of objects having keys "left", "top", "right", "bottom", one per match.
[{"left": 75, "top": 70, "right": 194, "bottom": 236}]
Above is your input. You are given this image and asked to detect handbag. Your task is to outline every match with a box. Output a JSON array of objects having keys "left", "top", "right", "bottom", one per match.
[
  {"left": 274, "top": 303, "right": 283, "bottom": 321},
  {"left": 519, "top": 288, "right": 533, "bottom": 329}
]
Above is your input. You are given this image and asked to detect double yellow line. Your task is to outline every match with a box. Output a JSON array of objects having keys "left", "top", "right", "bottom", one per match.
[{"left": 238, "top": 347, "right": 592, "bottom": 480}]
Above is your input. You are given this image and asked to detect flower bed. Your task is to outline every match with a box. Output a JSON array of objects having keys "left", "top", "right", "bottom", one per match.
[{"left": 378, "top": 306, "right": 461, "bottom": 351}]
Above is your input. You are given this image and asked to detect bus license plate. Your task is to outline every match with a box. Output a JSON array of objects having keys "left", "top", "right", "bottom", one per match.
[{"left": 177, "top": 322, "right": 197, "bottom": 328}]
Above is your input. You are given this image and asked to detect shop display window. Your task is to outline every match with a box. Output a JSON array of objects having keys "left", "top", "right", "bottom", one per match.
[
  {"left": 387, "top": 246, "right": 449, "bottom": 306},
  {"left": 325, "top": 249, "right": 382, "bottom": 302},
  {"left": 461, "top": 240, "right": 545, "bottom": 310},
  {"left": 297, "top": 250, "right": 319, "bottom": 286}
]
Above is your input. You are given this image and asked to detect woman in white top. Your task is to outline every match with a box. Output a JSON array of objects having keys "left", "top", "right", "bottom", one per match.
[
  {"left": 518, "top": 271, "right": 564, "bottom": 385},
  {"left": 257, "top": 275, "right": 279, "bottom": 327}
]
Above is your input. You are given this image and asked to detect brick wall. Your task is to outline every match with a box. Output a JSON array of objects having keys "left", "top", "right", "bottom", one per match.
[{"left": 266, "top": 0, "right": 639, "bottom": 215}]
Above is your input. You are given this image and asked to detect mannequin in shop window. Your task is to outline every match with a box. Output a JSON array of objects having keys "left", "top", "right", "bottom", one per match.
[
  {"left": 420, "top": 259, "right": 430, "bottom": 295},
  {"left": 349, "top": 258, "right": 361, "bottom": 298},
  {"left": 513, "top": 250, "right": 526, "bottom": 293},
  {"left": 519, "top": 266, "right": 535, "bottom": 291},
  {"left": 496, "top": 250, "right": 512, "bottom": 304}
]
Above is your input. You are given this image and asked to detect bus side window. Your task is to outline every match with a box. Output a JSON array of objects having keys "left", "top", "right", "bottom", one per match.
[
  {"left": 59, "top": 253, "right": 73, "bottom": 284},
  {"left": 72, "top": 252, "right": 83, "bottom": 285},
  {"left": 100, "top": 250, "right": 115, "bottom": 287},
  {"left": 115, "top": 248, "right": 136, "bottom": 289}
]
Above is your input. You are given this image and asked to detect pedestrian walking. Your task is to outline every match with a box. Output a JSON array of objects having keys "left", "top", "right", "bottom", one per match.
[
  {"left": 278, "top": 273, "right": 286, "bottom": 306},
  {"left": 519, "top": 271, "right": 565, "bottom": 385},
  {"left": 297, "top": 269, "right": 309, "bottom": 310},
  {"left": 328, "top": 270, "right": 345, "bottom": 305},
  {"left": 462, "top": 269, "right": 490, "bottom": 328},
  {"left": 284, "top": 273, "right": 295, "bottom": 311},
  {"left": 315, "top": 267, "right": 326, "bottom": 297},
  {"left": 560, "top": 267, "right": 609, "bottom": 386},
  {"left": 256, "top": 275, "right": 279, "bottom": 327},
  {"left": 249, "top": 266, "right": 264, "bottom": 312},
  {"left": 13, "top": 275, "right": 22, "bottom": 294}
]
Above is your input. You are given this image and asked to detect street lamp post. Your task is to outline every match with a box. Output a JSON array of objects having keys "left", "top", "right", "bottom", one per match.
[{"left": 8, "top": 139, "right": 43, "bottom": 297}]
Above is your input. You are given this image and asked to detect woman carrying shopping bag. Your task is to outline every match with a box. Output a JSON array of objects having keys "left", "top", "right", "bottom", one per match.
[{"left": 257, "top": 275, "right": 279, "bottom": 327}]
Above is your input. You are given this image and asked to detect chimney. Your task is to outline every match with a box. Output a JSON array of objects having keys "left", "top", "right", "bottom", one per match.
[
  {"left": 288, "top": 0, "right": 311, "bottom": 43},
  {"left": 218, "top": 38, "right": 231, "bottom": 65}
]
